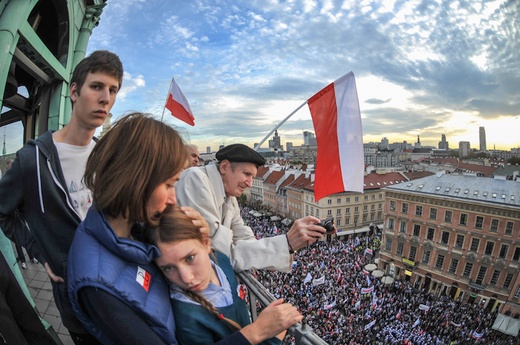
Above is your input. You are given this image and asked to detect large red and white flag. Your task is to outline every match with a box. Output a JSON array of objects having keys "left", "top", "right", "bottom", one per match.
[
  {"left": 165, "top": 78, "right": 195, "bottom": 126},
  {"left": 308, "top": 72, "right": 363, "bottom": 201}
]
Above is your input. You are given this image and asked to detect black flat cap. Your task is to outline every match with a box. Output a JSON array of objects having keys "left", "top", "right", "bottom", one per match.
[{"left": 216, "top": 144, "right": 266, "bottom": 167}]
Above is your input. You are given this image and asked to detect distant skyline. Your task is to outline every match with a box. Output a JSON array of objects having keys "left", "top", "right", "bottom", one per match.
[
  {"left": 3, "top": 0, "right": 520, "bottom": 154},
  {"left": 3, "top": 119, "right": 515, "bottom": 155}
]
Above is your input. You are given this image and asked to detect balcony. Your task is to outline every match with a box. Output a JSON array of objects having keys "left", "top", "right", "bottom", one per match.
[
  {"left": 468, "top": 279, "right": 487, "bottom": 291},
  {"left": 237, "top": 270, "right": 328, "bottom": 345}
]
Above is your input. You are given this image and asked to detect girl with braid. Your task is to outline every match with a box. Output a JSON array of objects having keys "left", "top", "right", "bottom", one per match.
[{"left": 149, "top": 205, "right": 303, "bottom": 345}]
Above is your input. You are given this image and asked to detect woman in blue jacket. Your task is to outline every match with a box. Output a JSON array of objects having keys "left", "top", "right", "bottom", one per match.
[
  {"left": 68, "top": 112, "right": 249, "bottom": 345},
  {"left": 148, "top": 205, "right": 303, "bottom": 345}
]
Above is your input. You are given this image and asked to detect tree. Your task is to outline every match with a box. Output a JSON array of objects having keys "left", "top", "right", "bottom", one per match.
[
  {"left": 237, "top": 193, "right": 247, "bottom": 206},
  {"left": 507, "top": 157, "right": 520, "bottom": 165}
]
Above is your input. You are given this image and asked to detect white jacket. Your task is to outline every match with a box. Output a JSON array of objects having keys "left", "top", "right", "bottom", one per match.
[{"left": 175, "top": 164, "right": 292, "bottom": 272}]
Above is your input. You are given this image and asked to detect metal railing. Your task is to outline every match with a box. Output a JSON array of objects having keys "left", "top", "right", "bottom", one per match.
[{"left": 237, "top": 271, "right": 329, "bottom": 345}]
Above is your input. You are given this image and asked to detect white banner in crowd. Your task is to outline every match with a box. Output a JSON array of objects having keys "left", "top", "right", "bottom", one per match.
[
  {"left": 418, "top": 304, "right": 430, "bottom": 312},
  {"left": 361, "top": 286, "right": 374, "bottom": 294},
  {"left": 324, "top": 301, "right": 337, "bottom": 310},
  {"left": 364, "top": 320, "right": 376, "bottom": 331},
  {"left": 313, "top": 276, "right": 325, "bottom": 286}
]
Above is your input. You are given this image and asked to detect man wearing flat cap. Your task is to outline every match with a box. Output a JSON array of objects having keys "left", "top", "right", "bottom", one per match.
[{"left": 175, "top": 143, "right": 326, "bottom": 272}]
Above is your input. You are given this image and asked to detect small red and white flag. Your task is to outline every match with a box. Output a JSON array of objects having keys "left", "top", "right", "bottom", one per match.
[
  {"left": 136, "top": 266, "right": 151, "bottom": 292},
  {"left": 307, "top": 72, "right": 364, "bottom": 201},
  {"left": 165, "top": 78, "right": 195, "bottom": 126}
]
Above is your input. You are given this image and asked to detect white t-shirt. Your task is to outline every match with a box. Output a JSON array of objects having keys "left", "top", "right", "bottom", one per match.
[{"left": 54, "top": 139, "right": 96, "bottom": 220}]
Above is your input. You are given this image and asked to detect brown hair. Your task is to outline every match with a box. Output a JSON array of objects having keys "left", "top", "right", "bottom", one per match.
[
  {"left": 84, "top": 112, "right": 187, "bottom": 226},
  {"left": 71, "top": 50, "right": 124, "bottom": 95},
  {"left": 148, "top": 205, "right": 241, "bottom": 330}
]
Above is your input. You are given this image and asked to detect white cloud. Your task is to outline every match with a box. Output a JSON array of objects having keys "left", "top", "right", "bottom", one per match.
[
  {"left": 116, "top": 72, "right": 146, "bottom": 101},
  {"left": 83, "top": 0, "right": 520, "bottom": 151}
]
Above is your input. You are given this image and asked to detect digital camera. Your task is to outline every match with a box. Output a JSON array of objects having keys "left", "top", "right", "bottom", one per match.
[{"left": 317, "top": 216, "right": 335, "bottom": 233}]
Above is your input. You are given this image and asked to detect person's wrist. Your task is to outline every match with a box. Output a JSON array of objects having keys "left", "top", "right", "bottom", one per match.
[
  {"left": 285, "top": 234, "right": 295, "bottom": 254},
  {"left": 240, "top": 323, "right": 262, "bottom": 345}
]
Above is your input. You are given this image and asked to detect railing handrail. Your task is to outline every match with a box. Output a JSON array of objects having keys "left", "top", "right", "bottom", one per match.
[{"left": 237, "top": 271, "right": 329, "bottom": 345}]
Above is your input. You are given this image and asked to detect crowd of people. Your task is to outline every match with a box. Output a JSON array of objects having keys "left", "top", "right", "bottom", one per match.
[{"left": 240, "top": 207, "right": 519, "bottom": 345}]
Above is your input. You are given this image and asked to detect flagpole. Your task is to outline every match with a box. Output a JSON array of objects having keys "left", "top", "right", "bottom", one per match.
[
  {"left": 161, "top": 78, "right": 174, "bottom": 122},
  {"left": 254, "top": 100, "right": 308, "bottom": 151}
]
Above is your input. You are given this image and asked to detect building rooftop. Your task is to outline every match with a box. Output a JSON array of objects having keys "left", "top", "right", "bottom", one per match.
[
  {"left": 264, "top": 170, "right": 285, "bottom": 185},
  {"left": 363, "top": 172, "right": 408, "bottom": 190},
  {"left": 384, "top": 173, "right": 520, "bottom": 207},
  {"left": 493, "top": 164, "right": 520, "bottom": 179}
]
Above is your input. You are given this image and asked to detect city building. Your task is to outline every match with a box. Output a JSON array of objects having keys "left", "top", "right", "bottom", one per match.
[
  {"left": 262, "top": 170, "right": 286, "bottom": 212},
  {"left": 493, "top": 165, "right": 520, "bottom": 181},
  {"left": 414, "top": 135, "right": 422, "bottom": 148},
  {"left": 459, "top": 141, "right": 471, "bottom": 158},
  {"left": 268, "top": 130, "right": 283, "bottom": 151},
  {"left": 286, "top": 173, "right": 312, "bottom": 220},
  {"left": 250, "top": 165, "right": 270, "bottom": 206},
  {"left": 303, "top": 131, "right": 317, "bottom": 146},
  {"left": 438, "top": 134, "right": 449, "bottom": 150},
  {"left": 364, "top": 148, "right": 400, "bottom": 168},
  {"left": 480, "top": 126, "right": 487, "bottom": 152},
  {"left": 380, "top": 173, "right": 520, "bottom": 316},
  {"left": 380, "top": 137, "right": 389, "bottom": 150},
  {"left": 276, "top": 171, "right": 409, "bottom": 237}
]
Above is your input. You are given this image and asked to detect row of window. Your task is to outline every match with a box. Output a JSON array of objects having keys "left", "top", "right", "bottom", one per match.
[
  {"left": 334, "top": 212, "right": 384, "bottom": 226},
  {"left": 306, "top": 193, "right": 384, "bottom": 204},
  {"left": 388, "top": 200, "right": 515, "bottom": 235},
  {"left": 390, "top": 220, "right": 516, "bottom": 259},
  {"left": 307, "top": 204, "right": 384, "bottom": 214},
  {"left": 386, "top": 239, "right": 518, "bottom": 289},
  {"left": 288, "top": 201, "right": 301, "bottom": 210}
]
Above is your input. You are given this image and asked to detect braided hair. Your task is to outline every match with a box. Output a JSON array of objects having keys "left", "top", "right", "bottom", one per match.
[
  {"left": 148, "top": 205, "right": 242, "bottom": 331},
  {"left": 183, "top": 289, "right": 242, "bottom": 331}
]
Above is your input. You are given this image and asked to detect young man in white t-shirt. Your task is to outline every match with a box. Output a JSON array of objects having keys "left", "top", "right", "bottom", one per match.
[{"left": 0, "top": 50, "right": 123, "bottom": 344}]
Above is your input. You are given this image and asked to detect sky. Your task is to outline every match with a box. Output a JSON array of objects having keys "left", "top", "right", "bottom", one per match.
[{"left": 3, "top": 0, "right": 520, "bottom": 154}]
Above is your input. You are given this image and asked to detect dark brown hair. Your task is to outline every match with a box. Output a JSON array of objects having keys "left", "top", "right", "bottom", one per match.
[
  {"left": 84, "top": 112, "right": 187, "bottom": 226},
  {"left": 71, "top": 50, "right": 124, "bottom": 94},
  {"left": 148, "top": 205, "right": 241, "bottom": 330}
]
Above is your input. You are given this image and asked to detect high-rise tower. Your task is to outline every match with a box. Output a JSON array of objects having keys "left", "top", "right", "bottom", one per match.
[
  {"left": 479, "top": 126, "right": 487, "bottom": 152},
  {"left": 438, "top": 134, "right": 449, "bottom": 150}
]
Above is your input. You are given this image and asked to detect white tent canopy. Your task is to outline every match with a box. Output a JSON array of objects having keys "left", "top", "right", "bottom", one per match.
[
  {"left": 492, "top": 313, "right": 520, "bottom": 336},
  {"left": 381, "top": 276, "right": 394, "bottom": 285},
  {"left": 364, "top": 263, "right": 377, "bottom": 272},
  {"left": 270, "top": 216, "right": 281, "bottom": 221},
  {"left": 372, "top": 270, "right": 384, "bottom": 278}
]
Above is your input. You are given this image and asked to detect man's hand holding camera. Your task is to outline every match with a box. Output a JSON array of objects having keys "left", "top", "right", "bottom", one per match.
[{"left": 285, "top": 216, "right": 337, "bottom": 253}]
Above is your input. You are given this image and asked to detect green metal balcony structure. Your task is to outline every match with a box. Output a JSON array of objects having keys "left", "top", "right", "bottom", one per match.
[{"left": 0, "top": 0, "right": 106, "bottom": 138}]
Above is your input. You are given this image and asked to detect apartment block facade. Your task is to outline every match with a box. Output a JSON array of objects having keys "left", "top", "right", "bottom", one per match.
[
  {"left": 380, "top": 173, "right": 520, "bottom": 316},
  {"left": 272, "top": 171, "right": 409, "bottom": 235}
]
